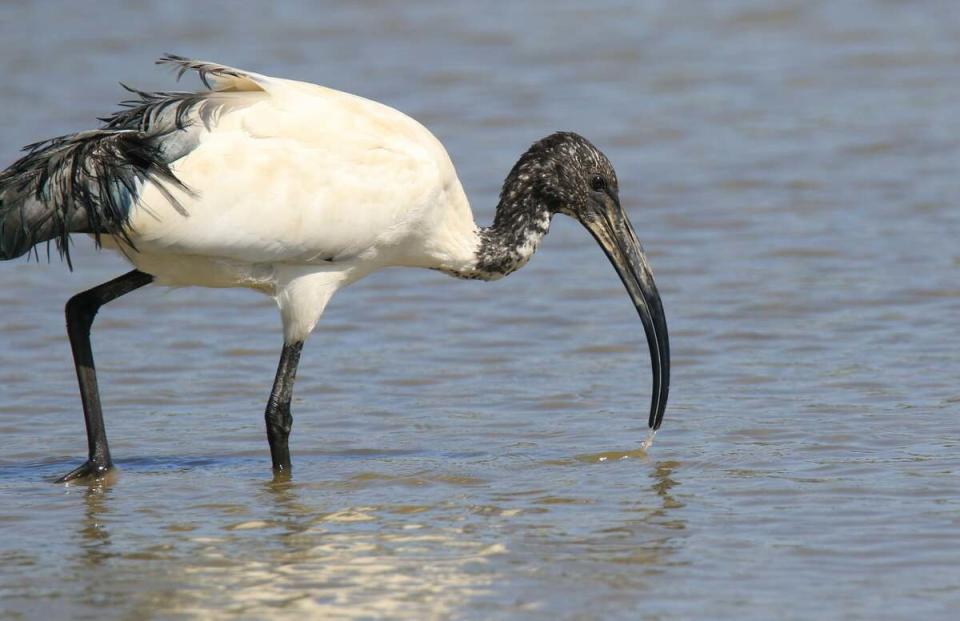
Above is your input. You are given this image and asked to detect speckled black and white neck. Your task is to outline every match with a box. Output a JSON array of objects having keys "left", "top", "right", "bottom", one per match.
[
  {"left": 470, "top": 195, "right": 553, "bottom": 280},
  {"left": 452, "top": 132, "right": 617, "bottom": 281}
]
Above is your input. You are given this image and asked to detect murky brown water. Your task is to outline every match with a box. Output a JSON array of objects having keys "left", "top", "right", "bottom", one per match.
[{"left": 2, "top": 1, "right": 959, "bottom": 619}]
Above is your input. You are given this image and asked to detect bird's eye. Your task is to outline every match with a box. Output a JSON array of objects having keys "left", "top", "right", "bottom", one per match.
[{"left": 590, "top": 175, "right": 606, "bottom": 192}]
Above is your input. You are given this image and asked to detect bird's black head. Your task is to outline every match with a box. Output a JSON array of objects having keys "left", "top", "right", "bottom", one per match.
[
  {"left": 500, "top": 131, "right": 670, "bottom": 433},
  {"left": 503, "top": 131, "right": 620, "bottom": 220}
]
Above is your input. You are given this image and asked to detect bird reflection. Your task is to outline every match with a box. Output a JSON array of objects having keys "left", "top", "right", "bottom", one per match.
[
  {"left": 77, "top": 479, "right": 115, "bottom": 566},
  {"left": 648, "top": 459, "right": 685, "bottom": 527},
  {"left": 568, "top": 457, "right": 687, "bottom": 571},
  {"left": 260, "top": 474, "right": 320, "bottom": 544}
]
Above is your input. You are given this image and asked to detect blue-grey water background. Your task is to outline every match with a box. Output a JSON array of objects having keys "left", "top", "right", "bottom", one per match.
[{"left": 1, "top": 1, "right": 959, "bottom": 619}]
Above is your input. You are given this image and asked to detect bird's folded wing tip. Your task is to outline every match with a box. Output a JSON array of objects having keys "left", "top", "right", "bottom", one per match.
[{"left": 154, "top": 54, "right": 268, "bottom": 93}]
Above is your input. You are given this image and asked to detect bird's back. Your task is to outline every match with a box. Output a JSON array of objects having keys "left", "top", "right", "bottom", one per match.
[{"left": 1, "top": 56, "right": 477, "bottom": 275}]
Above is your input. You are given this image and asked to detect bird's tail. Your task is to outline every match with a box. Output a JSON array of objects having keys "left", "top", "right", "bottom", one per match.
[{"left": 0, "top": 129, "right": 183, "bottom": 268}]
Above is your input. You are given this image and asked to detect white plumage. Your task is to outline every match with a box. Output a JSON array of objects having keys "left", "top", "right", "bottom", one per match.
[{"left": 106, "top": 60, "right": 478, "bottom": 342}]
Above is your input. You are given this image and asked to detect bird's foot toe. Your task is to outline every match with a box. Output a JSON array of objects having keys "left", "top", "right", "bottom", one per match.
[{"left": 55, "top": 460, "right": 113, "bottom": 484}]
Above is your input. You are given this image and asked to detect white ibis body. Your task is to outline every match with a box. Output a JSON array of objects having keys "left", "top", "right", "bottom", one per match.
[{"left": 0, "top": 56, "right": 669, "bottom": 481}]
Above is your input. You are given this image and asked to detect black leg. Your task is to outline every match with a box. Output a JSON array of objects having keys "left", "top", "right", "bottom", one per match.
[
  {"left": 265, "top": 341, "right": 303, "bottom": 473},
  {"left": 57, "top": 270, "right": 153, "bottom": 483}
]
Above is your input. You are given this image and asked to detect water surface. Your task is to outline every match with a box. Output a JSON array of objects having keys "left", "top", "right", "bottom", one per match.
[{"left": 1, "top": 1, "right": 959, "bottom": 619}]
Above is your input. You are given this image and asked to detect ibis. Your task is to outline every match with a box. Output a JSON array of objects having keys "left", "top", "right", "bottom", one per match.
[{"left": 0, "top": 55, "right": 669, "bottom": 482}]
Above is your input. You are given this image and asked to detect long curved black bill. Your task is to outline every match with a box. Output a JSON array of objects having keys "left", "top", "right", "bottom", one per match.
[{"left": 579, "top": 202, "right": 670, "bottom": 430}]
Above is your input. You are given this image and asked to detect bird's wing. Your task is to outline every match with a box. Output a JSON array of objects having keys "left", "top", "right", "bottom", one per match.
[
  {"left": 0, "top": 56, "right": 282, "bottom": 266},
  {"left": 1, "top": 54, "right": 471, "bottom": 269},
  {"left": 120, "top": 57, "right": 470, "bottom": 267}
]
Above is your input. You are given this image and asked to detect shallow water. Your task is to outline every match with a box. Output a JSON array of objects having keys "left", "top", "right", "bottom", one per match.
[{"left": 1, "top": 1, "right": 959, "bottom": 619}]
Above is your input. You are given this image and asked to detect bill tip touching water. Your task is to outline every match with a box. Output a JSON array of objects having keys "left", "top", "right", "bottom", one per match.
[
  {"left": 0, "top": 54, "right": 669, "bottom": 481},
  {"left": 640, "top": 429, "right": 657, "bottom": 451}
]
